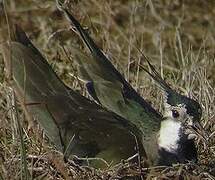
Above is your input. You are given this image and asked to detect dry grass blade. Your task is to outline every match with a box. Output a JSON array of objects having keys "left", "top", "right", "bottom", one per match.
[{"left": 0, "top": 0, "right": 215, "bottom": 179}]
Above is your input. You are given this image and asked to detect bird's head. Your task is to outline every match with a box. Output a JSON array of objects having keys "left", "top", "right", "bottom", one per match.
[
  {"left": 140, "top": 58, "right": 202, "bottom": 131},
  {"left": 163, "top": 91, "right": 202, "bottom": 131},
  {"left": 140, "top": 57, "right": 203, "bottom": 165}
]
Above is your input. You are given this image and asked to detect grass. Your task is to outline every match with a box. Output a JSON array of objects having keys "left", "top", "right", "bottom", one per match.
[{"left": 0, "top": 0, "right": 215, "bottom": 179}]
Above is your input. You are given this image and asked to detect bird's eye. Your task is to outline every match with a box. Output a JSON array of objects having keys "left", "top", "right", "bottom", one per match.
[{"left": 172, "top": 110, "right": 179, "bottom": 118}]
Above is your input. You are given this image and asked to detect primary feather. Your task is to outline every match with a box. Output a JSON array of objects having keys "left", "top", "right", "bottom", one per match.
[{"left": 1, "top": 24, "right": 146, "bottom": 167}]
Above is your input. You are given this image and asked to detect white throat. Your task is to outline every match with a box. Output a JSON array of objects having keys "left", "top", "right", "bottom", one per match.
[{"left": 158, "top": 119, "right": 182, "bottom": 153}]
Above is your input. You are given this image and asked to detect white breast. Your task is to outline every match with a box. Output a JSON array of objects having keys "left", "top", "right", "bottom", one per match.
[{"left": 158, "top": 119, "right": 182, "bottom": 152}]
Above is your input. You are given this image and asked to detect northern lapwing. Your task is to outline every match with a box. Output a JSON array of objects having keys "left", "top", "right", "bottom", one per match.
[{"left": 56, "top": 0, "right": 203, "bottom": 166}]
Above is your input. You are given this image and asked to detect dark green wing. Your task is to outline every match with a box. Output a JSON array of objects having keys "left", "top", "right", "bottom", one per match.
[
  {"left": 1, "top": 26, "right": 145, "bottom": 167},
  {"left": 57, "top": 2, "right": 162, "bottom": 163}
]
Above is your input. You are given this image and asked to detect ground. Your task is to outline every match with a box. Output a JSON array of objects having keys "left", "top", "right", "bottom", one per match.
[{"left": 0, "top": 0, "right": 215, "bottom": 179}]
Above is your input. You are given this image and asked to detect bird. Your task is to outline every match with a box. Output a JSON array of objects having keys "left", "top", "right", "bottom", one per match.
[
  {"left": 0, "top": 1, "right": 203, "bottom": 168},
  {"left": 56, "top": 0, "right": 203, "bottom": 166}
]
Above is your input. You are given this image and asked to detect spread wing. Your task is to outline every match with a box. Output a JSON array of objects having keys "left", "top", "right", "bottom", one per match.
[
  {"left": 1, "top": 25, "right": 146, "bottom": 167},
  {"left": 56, "top": 1, "right": 161, "bottom": 162}
]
